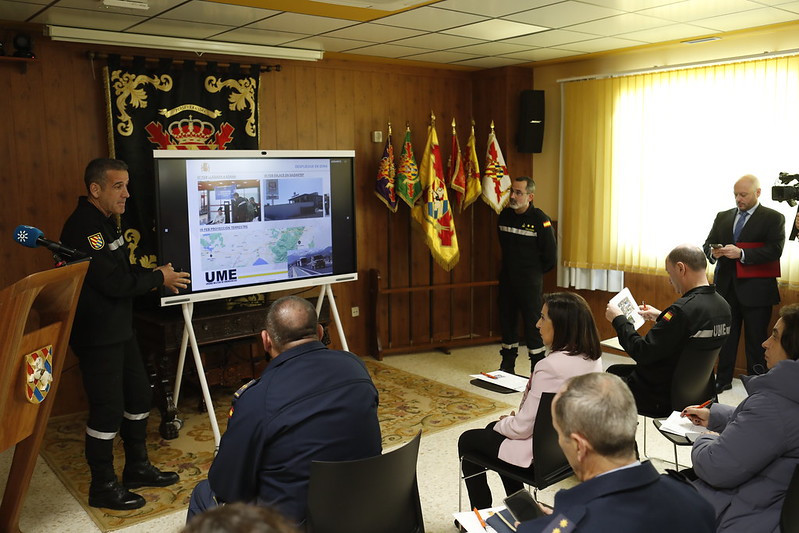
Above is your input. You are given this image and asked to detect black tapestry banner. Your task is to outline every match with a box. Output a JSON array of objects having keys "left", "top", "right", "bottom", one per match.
[{"left": 103, "top": 56, "right": 259, "bottom": 268}]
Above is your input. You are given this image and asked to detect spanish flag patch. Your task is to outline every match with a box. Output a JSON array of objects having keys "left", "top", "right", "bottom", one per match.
[
  {"left": 542, "top": 220, "right": 552, "bottom": 228},
  {"left": 663, "top": 311, "right": 673, "bottom": 321}
]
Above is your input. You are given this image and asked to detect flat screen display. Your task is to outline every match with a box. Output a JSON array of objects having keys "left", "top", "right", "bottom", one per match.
[{"left": 153, "top": 150, "right": 357, "bottom": 306}]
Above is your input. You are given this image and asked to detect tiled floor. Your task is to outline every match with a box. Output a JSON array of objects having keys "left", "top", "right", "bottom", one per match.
[{"left": 0, "top": 345, "right": 747, "bottom": 532}]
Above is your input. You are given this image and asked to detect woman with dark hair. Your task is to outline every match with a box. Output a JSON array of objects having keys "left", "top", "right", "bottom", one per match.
[
  {"left": 682, "top": 303, "right": 799, "bottom": 533},
  {"left": 457, "top": 292, "right": 603, "bottom": 510}
]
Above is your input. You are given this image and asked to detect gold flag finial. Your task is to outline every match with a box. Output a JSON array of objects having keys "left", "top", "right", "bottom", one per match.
[
  {"left": 452, "top": 117, "right": 456, "bottom": 132},
  {"left": 431, "top": 110, "right": 436, "bottom": 124},
  {"left": 387, "top": 121, "right": 392, "bottom": 135},
  {"left": 490, "top": 120, "right": 495, "bottom": 131},
  {"left": 406, "top": 121, "right": 410, "bottom": 131}
]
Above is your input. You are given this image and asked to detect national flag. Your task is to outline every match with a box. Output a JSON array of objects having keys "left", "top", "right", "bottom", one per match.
[
  {"left": 461, "top": 121, "right": 482, "bottom": 211},
  {"left": 374, "top": 125, "right": 398, "bottom": 212},
  {"left": 395, "top": 126, "right": 422, "bottom": 207},
  {"left": 412, "top": 115, "right": 460, "bottom": 271},
  {"left": 482, "top": 123, "right": 511, "bottom": 214},
  {"left": 448, "top": 118, "right": 466, "bottom": 210}
]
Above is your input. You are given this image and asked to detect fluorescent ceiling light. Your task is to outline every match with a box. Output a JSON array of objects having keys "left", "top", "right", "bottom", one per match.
[
  {"left": 46, "top": 26, "right": 324, "bottom": 61},
  {"left": 681, "top": 36, "right": 721, "bottom": 44},
  {"left": 102, "top": 0, "right": 149, "bottom": 10}
]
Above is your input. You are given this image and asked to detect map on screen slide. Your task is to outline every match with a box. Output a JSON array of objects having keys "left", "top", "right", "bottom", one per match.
[{"left": 199, "top": 226, "right": 325, "bottom": 270}]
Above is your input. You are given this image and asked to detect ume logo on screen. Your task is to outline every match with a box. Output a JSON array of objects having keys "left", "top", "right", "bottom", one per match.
[{"left": 206, "top": 269, "right": 238, "bottom": 284}]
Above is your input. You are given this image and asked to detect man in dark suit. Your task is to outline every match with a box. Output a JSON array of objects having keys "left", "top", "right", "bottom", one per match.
[
  {"left": 703, "top": 174, "right": 785, "bottom": 392},
  {"left": 516, "top": 373, "right": 714, "bottom": 533}
]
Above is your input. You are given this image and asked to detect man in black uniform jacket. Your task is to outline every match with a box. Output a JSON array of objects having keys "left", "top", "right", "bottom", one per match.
[
  {"left": 497, "top": 176, "right": 556, "bottom": 375},
  {"left": 703, "top": 174, "right": 785, "bottom": 393},
  {"left": 60, "top": 158, "right": 190, "bottom": 510},
  {"left": 605, "top": 245, "right": 731, "bottom": 415}
]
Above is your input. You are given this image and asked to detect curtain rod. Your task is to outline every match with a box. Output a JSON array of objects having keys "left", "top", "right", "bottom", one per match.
[
  {"left": 557, "top": 47, "right": 799, "bottom": 84},
  {"left": 86, "top": 51, "right": 282, "bottom": 73}
]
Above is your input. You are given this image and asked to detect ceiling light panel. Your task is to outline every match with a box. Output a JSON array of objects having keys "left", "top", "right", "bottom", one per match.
[
  {"left": 247, "top": 12, "right": 357, "bottom": 33},
  {"left": 444, "top": 19, "right": 547, "bottom": 40},
  {"left": 507, "top": 1, "right": 623, "bottom": 28},
  {"left": 375, "top": 6, "right": 484, "bottom": 31},
  {"left": 160, "top": 1, "right": 280, "bottom": 26},
  {"left": 434, "top": 0, "right": 555, "bottom": 17}
]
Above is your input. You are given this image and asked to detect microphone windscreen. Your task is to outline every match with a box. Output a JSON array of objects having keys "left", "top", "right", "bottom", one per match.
[{"left": 13, "top": 225, "right": 43, "bottom": 248}]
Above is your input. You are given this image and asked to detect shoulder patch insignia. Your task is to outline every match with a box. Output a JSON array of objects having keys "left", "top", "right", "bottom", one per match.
[
  {"left": 663, "top": 311, "right": 673, "bottom": 322},
  {"left": 87, "top": 233, "right": 105, "bottom": 250},
  {"left": 542, "top": 220, "right": 552, "bottom": 228},
  {"left": 543, "top": 513, "right": 575, "bottom": 533},
  {"left": 25, "top": 345, "right": 54, "bottom": 404}
]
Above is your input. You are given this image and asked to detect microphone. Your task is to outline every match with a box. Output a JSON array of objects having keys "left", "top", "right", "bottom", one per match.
[{"left": 13, "top": 225, "right": 88, "bottom": 259}]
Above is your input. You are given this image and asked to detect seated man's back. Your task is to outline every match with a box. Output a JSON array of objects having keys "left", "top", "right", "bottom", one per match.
[
  {"left": 209, "top": 340, "right": 381, "bottom": 522},
  {"left": 187, "top": 296, "right": 382, "bottom": 525}
]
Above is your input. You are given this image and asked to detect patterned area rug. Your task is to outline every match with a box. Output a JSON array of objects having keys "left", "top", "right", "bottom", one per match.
[{"left": 39, "top": 359, "right": 508, "bottom": 531}]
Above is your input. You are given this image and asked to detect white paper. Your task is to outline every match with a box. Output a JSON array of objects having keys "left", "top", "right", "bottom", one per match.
[
  {"left": 453, "top": 506, "right": 505, "bottom": 533},
  {"left": 609, "top": 287, "right": 645, "bottom": 330},
  {"left": 600, "top": 336, "right": 623, "bottom": 351},
  {"left": 658, "top": 410, "right": 709, "bottom": 437},
  {"left": 470, "top": 370, "right": 528, "bottom": 392}
]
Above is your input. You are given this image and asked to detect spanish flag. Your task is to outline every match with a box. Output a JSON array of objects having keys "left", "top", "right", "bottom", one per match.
[{"left": 412, "top": 113, "right": 460, "bottom": 271}]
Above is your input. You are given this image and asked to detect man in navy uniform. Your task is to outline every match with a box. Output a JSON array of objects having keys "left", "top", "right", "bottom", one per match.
[
  {"left": 517, "top": 373, "right": 715, "bottom": 533},
  {"left": 61, "top": 158, "right": 190, "bottom": 510},
  {"left": 187, "top": 296, "right": 382, "bottom": 524},
  {"left": 496, "top": 176, "right": 556, "bottom": 375}
]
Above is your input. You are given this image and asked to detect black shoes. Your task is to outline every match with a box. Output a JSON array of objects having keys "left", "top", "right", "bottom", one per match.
[
  {"left": 122, "top": 462, "right": 180, "bottom": 489},
  {"left": 89, "top": 480, "right": 146, "bottom": 510},
  {"left": 715, "top": 381, "right": 732, "bottom": 394}
]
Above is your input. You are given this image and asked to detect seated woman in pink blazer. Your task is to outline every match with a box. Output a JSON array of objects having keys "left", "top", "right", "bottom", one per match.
[{"left": 458, "top": 292, "right": 603, "bottom": 510}]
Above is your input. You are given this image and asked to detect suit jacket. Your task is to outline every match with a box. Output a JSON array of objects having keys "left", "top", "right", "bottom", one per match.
[
  {"left": 517, "top": 461, "right": 715, "bottom": 533},
  {"left": 703, "top": 204, "right": 785, "bottom": 306},
  {"left": 493, "top": 351, "right": 602, "bottom": 468}
]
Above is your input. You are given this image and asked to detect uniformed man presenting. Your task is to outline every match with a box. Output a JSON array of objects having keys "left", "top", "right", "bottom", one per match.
[
  {"left": 187, "top": 296, "right": 382, "bottom": 524},
  {"left": 60, "top": 158, "right": 190, "bottom": 510},
  {"left": 497, "top": 176, "right": 556, "bottom": 375},
  {"left": 605, "top": 244, "right": 731, "bottom": 414}
]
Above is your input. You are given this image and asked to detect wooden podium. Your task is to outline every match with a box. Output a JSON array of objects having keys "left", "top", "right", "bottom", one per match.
[{"left": 0, "top": 261, "right": 88, "bottom": 533}]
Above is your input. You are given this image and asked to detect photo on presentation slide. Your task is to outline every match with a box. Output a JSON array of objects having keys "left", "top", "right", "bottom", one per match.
[
  {"left": 262, "top": 178, "right": 328, "bottom": 221},
  {"left": 197, "top": 179, "right": 262, "bottom": 226}
]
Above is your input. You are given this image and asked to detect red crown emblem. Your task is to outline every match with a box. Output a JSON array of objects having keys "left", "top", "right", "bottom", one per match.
[{"left": 169, "top": 115, "right": 216, "bottom": 145}]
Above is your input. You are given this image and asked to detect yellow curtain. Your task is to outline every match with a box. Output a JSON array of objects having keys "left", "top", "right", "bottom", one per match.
[{"left": 562, "top": 55, "right": 799, "bottom": 286}]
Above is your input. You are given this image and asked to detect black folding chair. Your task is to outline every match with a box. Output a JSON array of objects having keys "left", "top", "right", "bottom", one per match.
[
  {"left": 458, "top": 392, "right": 573, "bottom": 511},
  {"left": 645, "top": 345, "right": 721, "bottom": 468},
  {"left": 306, "top": 431, "right": 424, "bottom": 533}
]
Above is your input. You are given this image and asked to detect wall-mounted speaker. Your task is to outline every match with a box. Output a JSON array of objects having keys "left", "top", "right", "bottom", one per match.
[{"left": 516, "top": 90, "right": 544, "bottom": 154}]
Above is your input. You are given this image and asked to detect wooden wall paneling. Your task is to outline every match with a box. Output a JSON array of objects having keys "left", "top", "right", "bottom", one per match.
[
  {"left": 347, "top": 68, "right": 379, "bottom": 354},
  {"left": 384, "top": 73, "right": 411, "bottom": 351},
  {"left": 313, "top": 67, "right": 336, "bottom": 149},
  {"left": 259, "top": 71, "right": 278, "bottom": 149},
  {"left": 274, "top": 65, "right": 298, "bottom": 149},
  {"left": 294, "top": 65, "right": 318, "bottom": 149},
  {"left": 333, "top": 68, "right": 355, "bottom": 150},
  {"left": 368, "top": 70, "right": 395, "bottom": 353}
]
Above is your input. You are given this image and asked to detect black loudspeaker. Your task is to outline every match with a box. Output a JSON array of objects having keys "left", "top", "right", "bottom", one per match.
[{"left": 516, "top": 90, "right": 544, "bottom": 153}]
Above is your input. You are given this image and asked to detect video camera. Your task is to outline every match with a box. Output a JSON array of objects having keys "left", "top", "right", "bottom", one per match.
[{"left": 772, "top": 172, "right": 799, "bottom": 206}]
